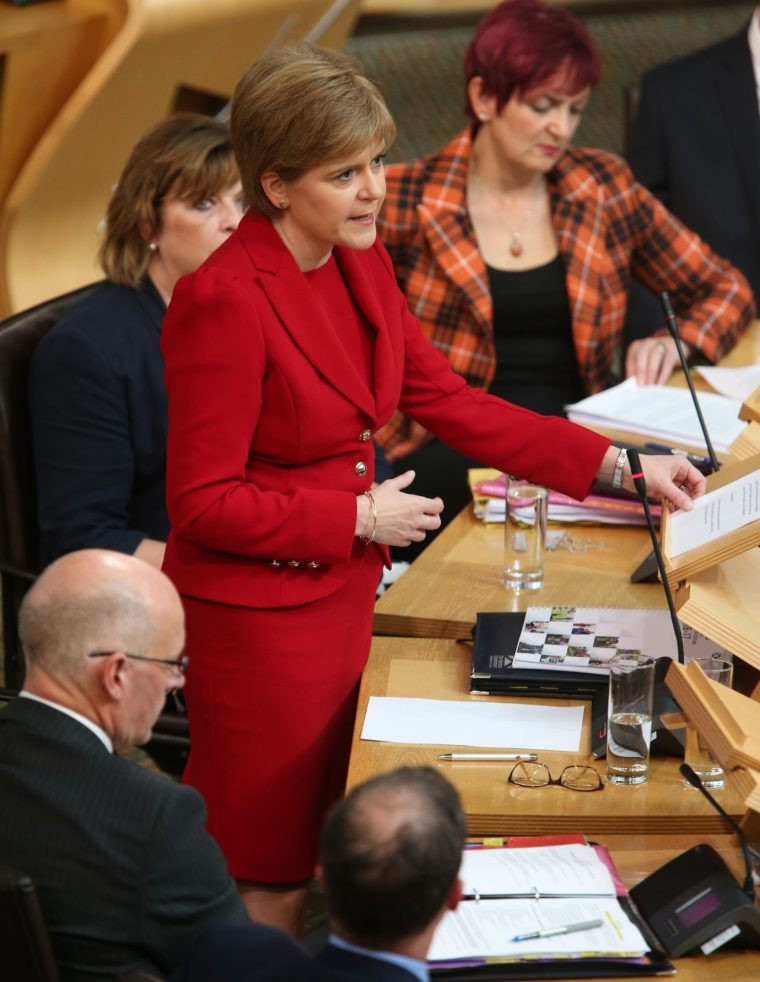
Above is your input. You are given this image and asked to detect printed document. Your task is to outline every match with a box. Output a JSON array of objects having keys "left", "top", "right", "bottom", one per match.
[
  {"left": 566, "top": 378, "right": 745, "bottom": 453},
  {"left": 460, "top": 844, "right": 615, "bottom": 899},
  {"left": 667, "top": 469, "right": 760, "bottom": 557},
  {"left": 429, "top": 897, "right": 647, "bottom": 961}
]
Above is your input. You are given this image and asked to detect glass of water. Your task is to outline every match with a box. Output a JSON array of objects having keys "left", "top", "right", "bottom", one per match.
[
  {"left": 503, "top": 480, "right": 547, "bottom": 591},
  {"left": 684, "top": 658, "right": 733, "bottom": 790},
  {"left": 606, "top": 652, "right": 655, "bottom": 785}
]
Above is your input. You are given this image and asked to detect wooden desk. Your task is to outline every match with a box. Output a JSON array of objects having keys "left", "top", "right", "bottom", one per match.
[
  {"left": 347, "top": 636, "right": 745, "bottom": 836},
  {"left": 347, "top": 636, "right": 760, "bottom": 978},
  {"left": 374, "top": 510, "right": 660, "bottom": 639}
]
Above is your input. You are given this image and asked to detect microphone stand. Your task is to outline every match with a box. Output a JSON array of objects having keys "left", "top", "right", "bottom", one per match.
[
  {"left": 627, "top": 449, "right": 684, "bottom": 664},
  {"left": 660, "top": 291, "right": 721, "bottom": 473},
  {"left": 681, "top": 762, "right": 755, "bottom": 900},
  {"left": 630, "top": 293, "right": 720, "bottom": 584}
]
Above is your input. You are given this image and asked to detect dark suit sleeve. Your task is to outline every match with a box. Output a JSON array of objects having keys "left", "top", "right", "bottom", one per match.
[
  {"left": 140, "top": 784, "right": 247, "bottom": 974},
  {"left": 626, "top": 71, "right": 672, "bottom": 210},
  {"left": 30, "top": 321, "right": 147, "bottom": 558}
]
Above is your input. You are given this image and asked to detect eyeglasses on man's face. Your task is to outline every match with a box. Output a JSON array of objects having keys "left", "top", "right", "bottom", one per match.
[
  {"left": 508, "top": 760, "right": 603, "bottom": 792},
  {"left": 88, "top": 651, "right": 189, "bottom": 678}
]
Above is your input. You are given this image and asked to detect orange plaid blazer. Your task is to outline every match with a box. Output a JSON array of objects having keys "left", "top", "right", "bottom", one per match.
[{"left": 376, "top": 129, "right": 753, "bottom": 459}]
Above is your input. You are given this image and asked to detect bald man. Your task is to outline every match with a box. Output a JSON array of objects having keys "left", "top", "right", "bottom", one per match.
[{"left": 0, "top": 550, "right": 247, "bottom": 980}]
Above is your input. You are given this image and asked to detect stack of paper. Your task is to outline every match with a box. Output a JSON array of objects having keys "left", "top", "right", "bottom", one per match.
[{"left": 565, "top": 378, "right": 745, "bottom": 453}]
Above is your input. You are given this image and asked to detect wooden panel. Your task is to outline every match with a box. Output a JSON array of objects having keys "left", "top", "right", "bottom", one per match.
[{"left": 0, "top": 0, "right": 362, "bottom": 315}]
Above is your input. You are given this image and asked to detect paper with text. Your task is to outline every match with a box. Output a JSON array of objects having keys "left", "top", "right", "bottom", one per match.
[
  {"left": 667, "top": 470, "right": 760, "bottom": 557},
  {"left": 460, "top": 844, "right": 616, "bottom": 899},
  {"left": 360, "top": 697, "right": 584, "bottom": 751},
  {"left": 566, "top": 377, "right": 745, "bottom": 453},
  {"left": 429, "top": 897, "right": 648, "bottom": 961}
]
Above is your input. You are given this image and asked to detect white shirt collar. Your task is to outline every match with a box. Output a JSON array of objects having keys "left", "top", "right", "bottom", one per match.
[
  {"left": 19, "top": 691, "right": 113, "bottom": 753},
  {"left": 328, "top": 934, "right": 428, "bottom": 982},
  {"left": 748, "top": 8, "right": 760, "bottom": 117}
]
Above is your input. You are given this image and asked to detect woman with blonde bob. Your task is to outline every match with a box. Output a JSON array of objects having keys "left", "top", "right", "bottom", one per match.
[
  {"left": 161, "top": 45, "right": 705, "bottom": 931},
  {"left": 31, "top": 113, "right": 243, "bottom": 568}
]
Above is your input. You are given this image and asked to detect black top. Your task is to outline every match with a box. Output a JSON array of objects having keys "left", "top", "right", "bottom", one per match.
[
  {"left": 488, "top": 255, "right": 585, "bottom": 416},
  {"left": 30, "top": 278, "right": 169, "bottom": 562}
]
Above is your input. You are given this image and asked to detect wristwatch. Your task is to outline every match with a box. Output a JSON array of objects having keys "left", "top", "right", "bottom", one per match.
[{"left": 612, "top": 448, "right": 628, "bottom": 490}]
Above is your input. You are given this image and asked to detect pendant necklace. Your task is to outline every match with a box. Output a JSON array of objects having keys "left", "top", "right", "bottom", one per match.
[{"left": 508, "top": 209, "right": 533, "bottom": 257}]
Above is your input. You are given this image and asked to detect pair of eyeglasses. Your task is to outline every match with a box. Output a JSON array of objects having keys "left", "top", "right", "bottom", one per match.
[
  {"left": 88, "top": 650, "right": 189, "bottom": 677},
  {"left": 508, "top": 760, "right": 603, "bottom": 792}
]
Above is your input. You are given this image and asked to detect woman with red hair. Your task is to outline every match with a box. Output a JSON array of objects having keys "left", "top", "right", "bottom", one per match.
[{"left": 377, "top": 0, "right": 753, "bottom": 542}]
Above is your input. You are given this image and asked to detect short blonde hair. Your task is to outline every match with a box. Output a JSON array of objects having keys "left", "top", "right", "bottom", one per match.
[
  {"left": 231, "top": 45, "right": 396, "bottom": 217},
  {"left": 99, "top": 114, "right": 238, "bottom": 288}
]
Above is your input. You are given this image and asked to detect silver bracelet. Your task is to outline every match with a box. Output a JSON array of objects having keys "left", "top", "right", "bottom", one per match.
[
  {"left": 359, "top": 490, "right": 377, "bottom": 544},
  {"left": 612, "top": 447, "right": 628, "bottom": 490}
]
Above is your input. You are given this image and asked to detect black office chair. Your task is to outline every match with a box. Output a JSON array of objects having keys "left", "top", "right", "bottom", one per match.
[
  {"left": 0, "top": 285, "right": 97, "bottom": 691},
  {"left": 0, "top": 868, "right": 60, "bottom": 982},
  {"left": 0, "top": 287, "right": 189, "bottom": 771}
]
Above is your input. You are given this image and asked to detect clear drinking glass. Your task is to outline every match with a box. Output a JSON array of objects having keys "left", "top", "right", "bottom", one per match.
[
  {"left": 503, "top": 480, "right": 547, "bottom": 591},
  {"left": 606, "top": 653, "right": 655, "bottom": 785},
  {"left": 684, "top": 658, "right": 733, "bottom": 790}
]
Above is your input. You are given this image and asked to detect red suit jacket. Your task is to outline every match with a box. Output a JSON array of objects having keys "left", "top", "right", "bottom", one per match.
[{"left": 161, "top": 211, "right": 609, "bottom": 610}]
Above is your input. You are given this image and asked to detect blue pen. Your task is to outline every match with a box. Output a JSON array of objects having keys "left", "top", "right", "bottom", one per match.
[{"left": 642, "top": 442, "right": 712, "bottom": 471}]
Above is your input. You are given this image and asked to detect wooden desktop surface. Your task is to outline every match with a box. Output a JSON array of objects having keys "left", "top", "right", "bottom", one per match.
[
  {"left": 373, "top": 511, "right": 660, "bottom": 639},
  {"left": 347, "top": 636, "right": 745, "bottom": 837},
  {"left": 346, "top": 636, "right": 760, "bottom": 977}
]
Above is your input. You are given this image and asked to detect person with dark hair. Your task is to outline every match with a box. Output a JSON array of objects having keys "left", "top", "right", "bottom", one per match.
[
  {"left": 625, "top": 6, "right": 760, "bottom": 337},
  {"left": 376, "top": 0, "right": 753, "bottom": 541},
  {"left": 30, "top": 113, "right": 243, "bottom": 568},
  {"left": 170, "top": 767, "right": 465, "bottom": 981},
  {"left": 161, "top": 42, "right": 704, "bottom": 933},
  {"left": 316, "top": 766, "right": 465, "bottom": 977},
  {"left": 0, "top": 549, "right": 247, "bottom": 979}
]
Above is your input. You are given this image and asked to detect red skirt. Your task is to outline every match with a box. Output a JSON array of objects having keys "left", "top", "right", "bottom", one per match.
[{"left": 180, "top": 546, "right": 382, "bottom": 882}]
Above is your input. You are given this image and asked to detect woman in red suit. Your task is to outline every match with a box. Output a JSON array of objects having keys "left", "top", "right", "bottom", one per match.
[{"left": 161, "top": 46, "right": 704, "bottom": 932}]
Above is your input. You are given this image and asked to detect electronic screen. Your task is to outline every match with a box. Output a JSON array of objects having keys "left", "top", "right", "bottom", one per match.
[{"left": 676, "top": 888, "right": 722, "bottom": 928}]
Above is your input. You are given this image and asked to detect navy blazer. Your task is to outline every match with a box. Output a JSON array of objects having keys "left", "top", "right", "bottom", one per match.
[
  {"left": 0, "top": 698, "right": 245, "bottom": 980},
  {"left": 625, "top": 23, "right": 760, "bottom": 335},
  {"left": 30, "top": 278, "right": 169, "bottom": 562}
]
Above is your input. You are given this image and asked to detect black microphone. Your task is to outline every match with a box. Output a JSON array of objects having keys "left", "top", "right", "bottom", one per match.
[
  {"left": 660, "top": 291, "right": 720, "bottom": 474},
  {"left": 627, "top": 448, "right": 684, "bottom": 664},
  {"left": 680, "top": 762, "right": 755, "bottom": 900}
]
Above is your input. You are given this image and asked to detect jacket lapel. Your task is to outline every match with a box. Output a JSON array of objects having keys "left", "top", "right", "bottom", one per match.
[
  {"left": 418, "top": 131, "right": 492, "bottom": 337},
  {"left": 714, "top": 29, "right": 760, "bottom": 253},
  {"left": 237, "top": 213, "right": 377, "bottom": 419},
  {"left": 550, "top": 156, "right": 612, "bottom": 384}
]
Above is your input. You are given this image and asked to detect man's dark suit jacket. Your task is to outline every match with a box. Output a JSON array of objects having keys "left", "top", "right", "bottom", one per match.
[
  {"left": 170, "top": 923, "right": 422, "bottom": 982},
  {"left": 316, "top": 943, "right": 422, "bottom": 981},
  {"left": 625, "top": 22, "right": 760, "bottom": 337},
  {"left": 30, "top": 278, "right": 169, "bottom": 562},
  {"left": 0, "top": 698, "right": 245, "bottom": 980}
]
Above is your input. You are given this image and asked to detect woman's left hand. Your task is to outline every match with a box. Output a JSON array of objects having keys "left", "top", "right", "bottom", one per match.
[
  {"left": 626, "top": 453, "right": 706, "bottom": 511},
  {"left": 625, "top": 336, "right": 691, "bottom": 386}
]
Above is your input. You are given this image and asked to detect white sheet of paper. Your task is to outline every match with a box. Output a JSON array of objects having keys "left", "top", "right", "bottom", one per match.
[
  {"left": 428, "top": 897, "right": 648, "bottom": 961},
  {"left": 696, "top": 364, "right": 760, "bottom": 403},
  {"left": 667, "top": 469, "right": 760, "bottom": 557},
  {"left": 360, "top": 697, "right": 584, "bottom": 751},
  {"left": 460, "top": 844, "right": 615, "bottom": 899},
  {"left": 565, "top": 377, "right": 745, "bottom": 453}
]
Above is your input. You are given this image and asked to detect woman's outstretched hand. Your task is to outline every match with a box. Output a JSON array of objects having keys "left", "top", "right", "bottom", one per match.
[
  {"left": 598, "top": 446, "right": 706, "bottom": 511},
  {"left": 356, "top": 470, "right": 444, "bottom": 547}
]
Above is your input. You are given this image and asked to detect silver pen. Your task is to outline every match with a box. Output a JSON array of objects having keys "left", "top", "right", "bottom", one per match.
[
  {"left": 512, "top": 918, "right": 604, "bottom": 942},
  {"left": 438, "top": 753, "right": 538, "bottom": 761}
]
